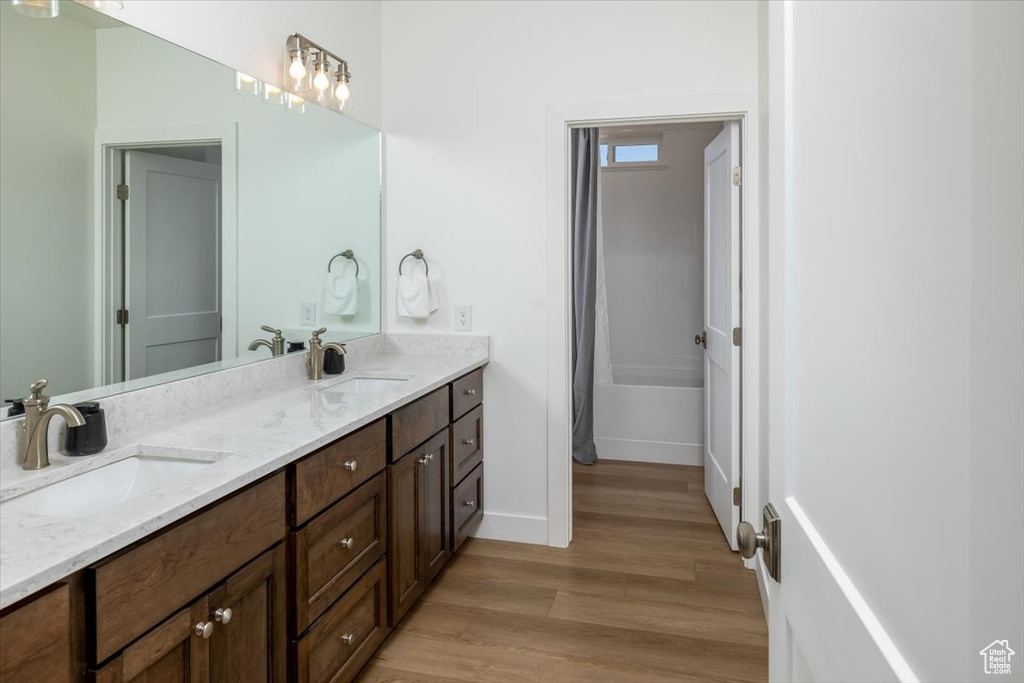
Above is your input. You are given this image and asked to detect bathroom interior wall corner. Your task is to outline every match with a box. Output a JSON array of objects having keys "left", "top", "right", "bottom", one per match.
[
  {"left": 92, "top": 0, "right": 383, "bottom": 130},
  {"left": 381, "top": 0, "right": 759, "bottom": 541}
]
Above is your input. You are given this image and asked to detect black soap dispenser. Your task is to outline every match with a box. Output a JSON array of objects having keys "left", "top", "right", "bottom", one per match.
[{"left": 65, "top": 401, "right": 107, "bottom": 456}]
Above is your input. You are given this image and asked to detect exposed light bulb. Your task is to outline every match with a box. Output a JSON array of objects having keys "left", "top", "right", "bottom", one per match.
[
  {"left": 288, "top": 57, "right": 307, "bottom": 80},
  {"left": 313, "top": 70, "right": 330, "bottom": 91},
  {"left": 334, "top": 80, "right": 351, "bottom": 101}
]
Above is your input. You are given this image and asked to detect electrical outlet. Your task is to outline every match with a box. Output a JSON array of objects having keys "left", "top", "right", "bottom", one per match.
[
  {"left": 454, "top": 305, "right": 472, "bottom": 331},
  {"left": 300, "top": 301, "right": 316, "bottom": 327}
]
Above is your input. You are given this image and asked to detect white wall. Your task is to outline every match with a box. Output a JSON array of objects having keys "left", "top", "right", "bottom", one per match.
[
  {"left": 92, "top": 0, "right": 382, "bottom": 130},
  {"left": 600, "top": 124, "right": 720, "bottom": 377},
  {"left": 382, "top": 0, "right": 758, "bottom": 541},
  {"left": 95, "top": 27, "right": 382, "bottom": 351},
  {"left": 0, "top": 3, "right": 96, "bottom": 401},
  {"left": 969, "top": 1, "right": 1024, "bottom": 678}
]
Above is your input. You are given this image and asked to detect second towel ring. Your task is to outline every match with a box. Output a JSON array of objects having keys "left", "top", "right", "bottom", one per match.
[
  {"left": 398, "top": 249, "right": 429, "bottom": 277},
  {"left": 328, "top": 249, "right": 359, "bottom": 278}
]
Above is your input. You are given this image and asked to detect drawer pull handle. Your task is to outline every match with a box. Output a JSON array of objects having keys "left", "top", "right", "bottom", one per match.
[
  {"left": 339, "top": 537, "right": 355, "bottom": 549},
  {"left": 463, "top": 500, "right": 475, "bottom": 507},
  {"left": 194, "top": 622, "right": 214, "bottom": 639},
  {"left": 214, "top": 608, "right": 232, "bottom": 625},
  {"left": 341, "top": 633, "right": 355, "bottom": 645},
  {"left": 462, "top": 438, "right": 475, "bottom": 447},
  {"left": 464, "top": 388, "right": 477, "bottom": 396},
  {"left": 343, "top": 460, "right": 358, "bottom": 471}
]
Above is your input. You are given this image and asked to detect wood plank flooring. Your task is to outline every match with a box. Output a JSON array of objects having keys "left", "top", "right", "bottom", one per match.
[{"left": 358, "top": 460, "right": 768, "bottom": 683}]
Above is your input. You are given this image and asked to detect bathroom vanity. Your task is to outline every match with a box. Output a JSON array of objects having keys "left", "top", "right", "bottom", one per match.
[{"left": 0, "top": 341, "right": 487, "bottom": 683}]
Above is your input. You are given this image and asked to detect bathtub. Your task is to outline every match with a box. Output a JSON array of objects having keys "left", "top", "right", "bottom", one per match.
[{"left": 593, "top": 366, "right": 705, "bottom": 465}]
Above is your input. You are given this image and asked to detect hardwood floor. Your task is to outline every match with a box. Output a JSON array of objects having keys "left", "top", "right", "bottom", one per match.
[{"left": 358, "top": 460, "right": 768, "bottom": 683}]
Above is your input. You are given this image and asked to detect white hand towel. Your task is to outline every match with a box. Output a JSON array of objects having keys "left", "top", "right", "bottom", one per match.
[
  {"left": 397, "top": 268, "right": 431, "bottom": 318},
  {"left": 323, "top": 265, "right": 359, "bottom": 316}
]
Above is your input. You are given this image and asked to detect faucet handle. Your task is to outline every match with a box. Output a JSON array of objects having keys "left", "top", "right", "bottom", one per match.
[
  {"left": 310, "top": 327, "right": 328, "bottom": 344},
  {"left": 260, "top": 325, "right": 283, "bottom": 338},
  {"left": 26, "top": 379, "right": 49, "bottom": 407}
]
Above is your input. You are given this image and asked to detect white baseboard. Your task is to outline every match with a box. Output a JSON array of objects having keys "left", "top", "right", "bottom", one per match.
[
  {"left": 472, "top": 512, "right": 549, "bottom": 545},
  {"left": 595, "top": 437, "right": 704, "bottom": 465}
]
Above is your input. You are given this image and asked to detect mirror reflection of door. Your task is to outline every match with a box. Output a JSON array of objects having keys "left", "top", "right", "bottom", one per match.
[{"left": 116, "top": 147, "right": 222, "bottom": 381}]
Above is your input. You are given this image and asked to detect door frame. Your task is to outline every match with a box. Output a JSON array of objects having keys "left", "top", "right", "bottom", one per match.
[
  {"left": 93, "top": 123, "right": 238, "bottom": 386},
  {"left": 544, "top": 90, "right": 767, "bottom": 599}
]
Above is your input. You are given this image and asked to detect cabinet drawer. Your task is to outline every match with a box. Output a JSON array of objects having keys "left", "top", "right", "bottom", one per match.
[
  {"left": 450, "top": 369, "right": 483, "bottom": 420},
  {"left": 291, "top": 473, "right": 387, "bottom": 634},
  {"left": 450, "top": 405, "right": 483, "bottom": 486},
  {"left": 391, "top": 388, "right": 449, "bottom": 460},
  {"left": 292, "top": 419, "right": 387, "bottom": 526},
  {"left": 451, "top": 464, "right": 484, "bottom": 553},
  {"left": 293, "top": 560, "right": 388, "bottom": 683},
  {"left": 0, "top": 584, "right": 71, "bottom": 683},
  {"left": 89, "top": 473, "right": 286, "bottom": 664}
]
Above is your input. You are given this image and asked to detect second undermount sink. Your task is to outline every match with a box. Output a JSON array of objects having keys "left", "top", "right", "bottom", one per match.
[
  {"left": 0, "top": 455, "right": 217, "bottom": 519},
  {"left": 320, "top": 377, "right": 409, "bottom": 394}
]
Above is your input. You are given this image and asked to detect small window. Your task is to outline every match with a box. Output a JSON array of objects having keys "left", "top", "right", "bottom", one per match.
[
  {"left": 612, "top": 144, "right": 659, "bottom": 163},
  {"left": 599, "top": 137, "right": 663, "bottom": 169}
]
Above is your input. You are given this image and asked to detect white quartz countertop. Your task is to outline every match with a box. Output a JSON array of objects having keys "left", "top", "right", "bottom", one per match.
[{"left": 0, "top": 346, "right": 487, "bottom": 609}]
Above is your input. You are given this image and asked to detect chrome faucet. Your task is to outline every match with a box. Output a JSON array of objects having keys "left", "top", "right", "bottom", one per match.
[
  {"left": 248, "top": 325, "right": 286, "bottom": 357},
  {"left": 308, "top": 328, "right": 347, "bottom": 380},
  {"left": 21, "top": 380, "right": 85, "bottom": 470}
]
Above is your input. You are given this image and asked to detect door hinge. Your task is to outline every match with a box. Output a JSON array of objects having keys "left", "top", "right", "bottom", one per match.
[
  {"left": 733, "top": 486, "right": 742, "bottom": 506},
  {"left": 732, "top": 166, "right": 742, "bottom": 187},
  {"left": 732, "top": 327, "right": 742, "bottom": 346},
  {"left": 116, "top": 184, "right": 129, "bottom": 201},
  {"left": 116, "top": 308, "right": 129, "bottom": 326}
]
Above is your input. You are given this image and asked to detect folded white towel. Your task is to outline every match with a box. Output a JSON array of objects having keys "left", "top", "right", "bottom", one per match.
[
  {"left": 323, "top": 263, "right": 359, "bottom": 316},
  {"left": 397, "top": 268, "right": 431, "bottom": 318}
]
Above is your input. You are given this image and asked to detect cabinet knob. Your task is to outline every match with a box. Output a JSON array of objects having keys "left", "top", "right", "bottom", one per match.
[
  {"left": 343, "top": 460, "right": 358, "bottom": 471},
  {"left": 214, "top": 608, "right": 232, "bottom": 624},
  {"left": 426, "top": 453, "right": 434, "bottom": 461},
  {"left": 340, "top": 633, "right": 355, "bottom": 645},
  {"left": 462, "top": 438, "right": 475, "bottom": 447},
  {"left": 194, "top": 621, "right": 214, "bottom": 639},
  {"left": 464, "top": 388, "right": 477, "bottom": 396},
  {"left": 463, "top": 500, "right": 475, "bottom": 507},
  {"left": 339, "top": 537, "right": 354, "bottom": 549},
  {"left": 418, "top": 456, "right": 429, "bottom": 466}
]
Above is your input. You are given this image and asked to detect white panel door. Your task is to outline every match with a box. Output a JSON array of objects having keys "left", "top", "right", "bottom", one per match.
[
  {"left": 702, "top": 121, "right": 741, "bottom": 550},
  {"left": 126, "top": 151, "right": 221, "bottom": 380}
]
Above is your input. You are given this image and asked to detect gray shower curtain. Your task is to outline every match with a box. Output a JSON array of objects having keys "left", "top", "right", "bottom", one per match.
[{"left": 571, "top": 128, "right": 600, "bottom": 465}]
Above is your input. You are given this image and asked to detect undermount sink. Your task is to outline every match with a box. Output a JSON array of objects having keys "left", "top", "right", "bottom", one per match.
[
  {"left": 0, "top": 455, "right": 217, "bottom": 519},
  {"left": 320, "top": 377, "right": 409, "bottom": 394}
]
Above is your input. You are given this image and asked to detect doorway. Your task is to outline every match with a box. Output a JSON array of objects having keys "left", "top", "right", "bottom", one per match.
[
  {"left": 571, "top": 118, "right": 743, "bottom": 550},
  {"left": 105, "top": 143, "right": 223, "bottom": 383}
]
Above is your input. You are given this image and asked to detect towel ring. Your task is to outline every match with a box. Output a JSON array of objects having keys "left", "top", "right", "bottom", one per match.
[
  {"left": 398, "top": 249, "right": 429, "bottom": 277},
  {"left": 328, "top": 249, "right": 359, "bottom": 278}
]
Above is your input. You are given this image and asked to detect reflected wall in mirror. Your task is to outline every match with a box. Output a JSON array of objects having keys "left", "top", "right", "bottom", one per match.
[{"left": 0, "top": 1, "right": 382, "bottom": 417}]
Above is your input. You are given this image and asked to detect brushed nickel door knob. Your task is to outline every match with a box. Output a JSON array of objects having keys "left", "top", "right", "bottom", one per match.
[
  {"left": 695, "top": 331, "right": 707, "bottom": 348},
  {"left": 736, "top": 521, "right": 767, "bottom": 559},
  {"left": 214, "top": 608, "right": 232, "bottom": 624},
  {"left": 343, "top": 460, "right": 358, "bottom": 471},
  {"left": 194, "top": 621, "right": 214, "bottom": 639},
  {"left": 339, "top": 537, "right": 354, "bottom": 549}
]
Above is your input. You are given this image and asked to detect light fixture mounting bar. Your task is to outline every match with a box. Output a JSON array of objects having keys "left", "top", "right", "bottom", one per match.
[{"left": 288, "top": 33, "right": 351, "bottom": 79}]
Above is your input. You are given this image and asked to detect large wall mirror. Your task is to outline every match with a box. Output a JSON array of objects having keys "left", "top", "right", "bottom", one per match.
[{"left": 0, "top": 1, "right": 382, "bottom": 418}]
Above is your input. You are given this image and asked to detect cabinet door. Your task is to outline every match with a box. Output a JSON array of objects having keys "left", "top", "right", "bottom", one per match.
[
  {"left": 91, "top": 597, "right": 210, "bottom": 683},
  {"left": 387, "top": 447, "right": 424, "bottom": 626},
  {"left": 0, "top": 584, "right": 71, "bottom": 683},
  {"left": 419, "top": 429, "right": 451, "bottom": 584},
  {"left": 208, "top": 545, "right": 286, "bottom": 683}
]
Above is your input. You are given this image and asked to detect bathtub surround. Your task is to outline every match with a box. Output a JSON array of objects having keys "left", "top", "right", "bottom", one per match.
[{"left": 0, "top": 332, "right": 489, "bottom": 608}]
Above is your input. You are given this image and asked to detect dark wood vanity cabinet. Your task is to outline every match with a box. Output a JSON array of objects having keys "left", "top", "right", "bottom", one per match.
[{"left": 3, "top": 367, "right": 484, "bottom": 683}]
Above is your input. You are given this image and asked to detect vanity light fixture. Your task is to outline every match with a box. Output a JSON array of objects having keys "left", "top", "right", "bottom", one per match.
[
  {"left": 12, "top": 0, "right": 59, "bottom": 18},
  {"left": 75, "top": 0, "right": 125, "bottom": 9},
  {"left": 285, "top": 92, "right": 306, "bottom": 114},
  {"left": 284, "top": 33, "right": 352, "bottom": 111},
  {"left": 261, "top": 82, "right": 284, "bottom": 106},
  {"left": 234, "top": 72, "right": 261, "bottom": 96}
]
